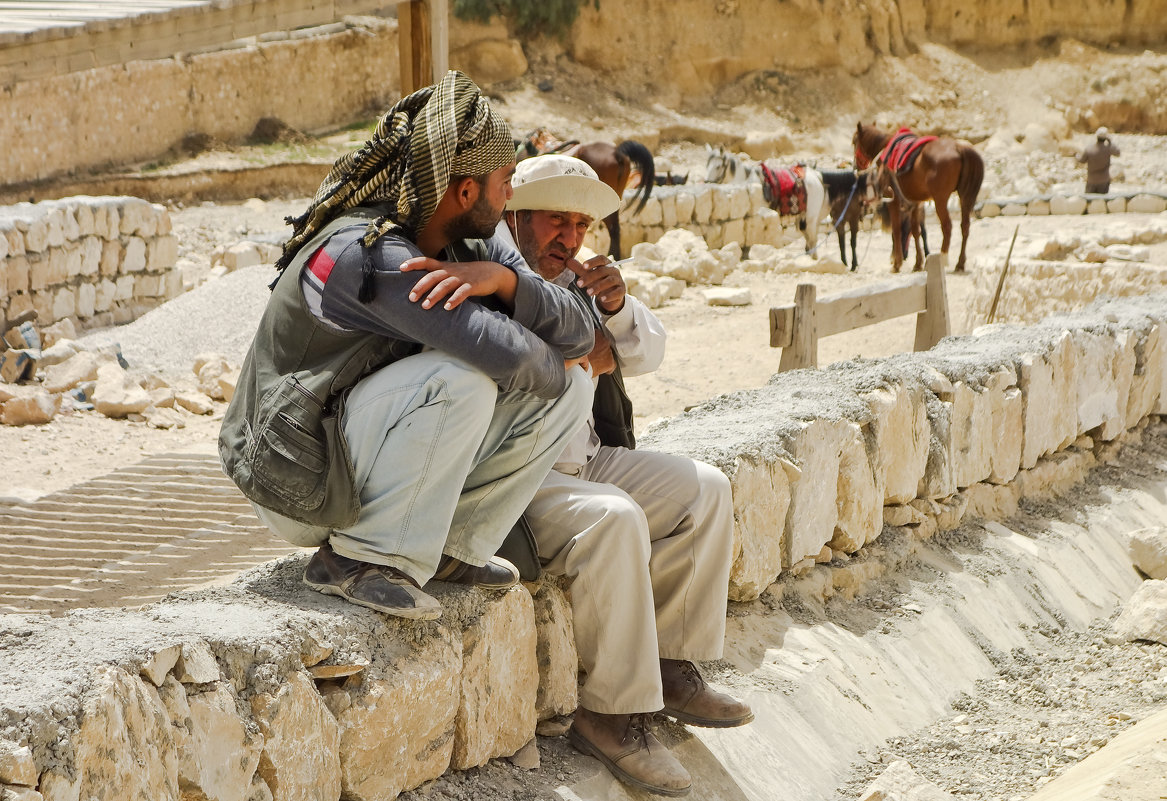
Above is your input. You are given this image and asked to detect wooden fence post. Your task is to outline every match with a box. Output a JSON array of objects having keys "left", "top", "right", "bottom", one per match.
[
  {"left": 398, "top": 0, "right": 448, "bottom": 95},
  {"left": 779, "top": 283, "right": 818, "bottom": 371},
  {"left": 913, "top": 253, "right": 950, "bottom": 351}
]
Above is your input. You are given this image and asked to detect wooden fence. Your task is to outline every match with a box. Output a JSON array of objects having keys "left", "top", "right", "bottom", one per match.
[{"left": 770, "top": 253, "right": 950, "bottom": 371}]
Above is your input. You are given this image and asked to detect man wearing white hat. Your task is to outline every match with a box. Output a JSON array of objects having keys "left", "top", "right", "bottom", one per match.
[
  {"left": 496, "top": 154, "right": 752, "bottom": 797},
  {"left": 1077, "top": 126, "right": 1120, "bottom": 194}
]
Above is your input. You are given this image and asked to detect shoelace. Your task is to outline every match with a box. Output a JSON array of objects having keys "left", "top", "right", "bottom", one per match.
[
  {"left": 623, "top": 714, "right": 654, "bottom": 751},
  {"left": 675, "top": 660, "right": 705, "bottom": 689}
]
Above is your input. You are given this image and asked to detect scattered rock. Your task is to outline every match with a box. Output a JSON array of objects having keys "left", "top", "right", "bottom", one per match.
[{"left": 1129, "top": 527, "right": 1167, "bottom": 579}]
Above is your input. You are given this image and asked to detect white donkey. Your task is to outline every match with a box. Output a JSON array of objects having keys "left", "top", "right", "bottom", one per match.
[{"left": 704, "top": 144, "right": 829, "bottom": 254}]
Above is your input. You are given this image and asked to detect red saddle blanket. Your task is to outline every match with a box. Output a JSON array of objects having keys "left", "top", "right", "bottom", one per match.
[
  {"left": 879, "top": 128, "right": 937, "bottom": 174},
  {"left": 760, "top": 162, "right": 807, "bottom": 216}
]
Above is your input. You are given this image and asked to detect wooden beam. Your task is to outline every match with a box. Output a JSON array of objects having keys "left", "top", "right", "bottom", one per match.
[
  {"left": 913, "top": 253, "right": 950, "bottom": 351},
  {"left": 778, "top": 283, "right": 818, "bottom": 372},
  {"left": 397, "top": 0, "right": 431, "bottom": 95},
  {"left": 815, "top": 274, "right": 927, "bottom": 339}
]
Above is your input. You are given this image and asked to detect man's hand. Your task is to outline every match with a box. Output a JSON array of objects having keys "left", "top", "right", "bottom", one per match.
[
  {"left": 568, "top": 255, "right": 627, "bottom": 314},
  {"left": 586, "top": 329, "right": 617, "bottom": 375},
  {"left": 401, "top": 258, "right": 518, "bottom": 310}
]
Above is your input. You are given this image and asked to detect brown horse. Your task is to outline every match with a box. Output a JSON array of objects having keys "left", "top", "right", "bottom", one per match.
[
  {"left": 515, "top": 129, "right": 655, "bottom": 258},
  {"left": 853, "top": 122, "right": 983, "bottom": 272}
]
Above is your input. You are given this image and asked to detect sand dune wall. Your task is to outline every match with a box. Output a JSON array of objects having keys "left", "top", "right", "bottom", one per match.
[{"left": 4, "top": 293, "right": 1167, "bottom": 800}]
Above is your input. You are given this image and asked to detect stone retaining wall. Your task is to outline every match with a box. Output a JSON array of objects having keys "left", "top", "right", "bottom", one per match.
[
  {"left": 977, "top": 190, "right": 1167, "bottom": 218},
  {"left": 0, "top": 197, "right": 179, "bottom": 331},
  {"left": 5, "top": 294, "right": 1167, "bottom": 800}
]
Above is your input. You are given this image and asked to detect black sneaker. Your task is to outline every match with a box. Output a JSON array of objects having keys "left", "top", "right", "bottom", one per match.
[
  {"left": 429, "top": 554, "right": 520, "bottom": 590},
  {"left": 303, "top": 544, "right": 442, "bottom": 620}
]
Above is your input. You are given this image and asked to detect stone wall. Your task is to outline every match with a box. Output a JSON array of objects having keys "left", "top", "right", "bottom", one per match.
[
  {"left": 0, "top": 197, "right": 179, "bottom": 331},
  {"left": 5, "top": 293, "right": 1167, "bottom": 800}
]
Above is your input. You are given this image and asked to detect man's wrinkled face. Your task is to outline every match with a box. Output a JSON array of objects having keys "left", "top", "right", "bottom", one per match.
[
  {"left": 446, "top": 162, "right": 515, "bottom": 241},
  {"left": 513, "top": 209, "right": 593, "bottom": 280}
]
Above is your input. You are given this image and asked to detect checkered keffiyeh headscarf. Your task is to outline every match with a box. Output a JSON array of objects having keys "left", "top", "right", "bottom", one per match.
[{"left": 275, "top": 71, "right": 514, "bottom": 291}]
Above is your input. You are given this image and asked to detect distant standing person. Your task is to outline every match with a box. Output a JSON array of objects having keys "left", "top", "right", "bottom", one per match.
[{"left": 1077, "top": 126, "right": 1120, "bottom": 194}]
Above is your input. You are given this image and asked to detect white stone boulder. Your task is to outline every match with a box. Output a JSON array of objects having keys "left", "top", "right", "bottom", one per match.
[
  {"left": 1112, "top": 579, "right": 1167, "bottom": 645},
  {"left": 1017, "top": 333, "right": 1077, "bottom": 469},
  {"left": 1128, "top": 527, "right": 1167, "bottom": 580},
  {"left": 703, "top": 287, "right": 751, "bottom": 306},
  {"left": 250, "top": 671, "right": 342, "bottom": 801},
  {"left": 726, "top": 453, "right": 798, "bottom": 601},
  {"left": 861, "top": 383, "right": 929, "bottom": 504},
  {"left": 93, "top": 362, "right": 151, "bottom": 418},
  {"left": 859, "top": 759, "right": 958, "bottom": 800}
]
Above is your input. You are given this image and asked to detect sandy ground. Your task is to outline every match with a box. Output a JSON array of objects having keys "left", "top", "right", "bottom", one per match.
[{"left": 3, "top": 39, "right": 1167, "bottom": 801}]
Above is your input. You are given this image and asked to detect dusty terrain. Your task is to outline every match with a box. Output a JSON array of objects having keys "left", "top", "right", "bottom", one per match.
[{"left": 3, "top": 35, "right": 1167, "bottom": 801}]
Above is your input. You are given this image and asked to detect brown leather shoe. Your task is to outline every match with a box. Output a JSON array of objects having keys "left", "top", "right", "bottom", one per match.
[
  {"left": 567, "top": 707, "right": 691, "bottom": 797},
  {"left": 660, "top": 659, "right": 754, "bottom": 728},
  {"left": 303, "top": 544, "right": 441, "bottom": 620},
  {"left": 429, "top": 554, "right": 520, "bottom": 590}
]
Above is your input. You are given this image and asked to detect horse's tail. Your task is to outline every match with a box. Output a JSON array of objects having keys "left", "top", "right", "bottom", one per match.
[
  {"left": 616, "top": 140, "right": 655, "bottom": 214},
  {"left": 957, "top": 145, "right": 984, "bottom": 214}
]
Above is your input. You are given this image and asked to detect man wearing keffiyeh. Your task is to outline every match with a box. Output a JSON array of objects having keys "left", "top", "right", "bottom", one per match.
[{"left": 219, "top": 71, "right": 594, "bottom": 620}]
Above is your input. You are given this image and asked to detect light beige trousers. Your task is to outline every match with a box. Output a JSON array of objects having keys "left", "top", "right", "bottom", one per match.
[{"left": 524, "top": 445, "right": 734, "bottom": 714}]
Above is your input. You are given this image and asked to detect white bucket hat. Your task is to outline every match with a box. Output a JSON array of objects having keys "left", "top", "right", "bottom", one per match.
[
  {"left": 507, "top": 154, "right": 621, "bottom": 222},
  {"left": 1096, "top": 126, "right": 1109, "bottom": 138}
]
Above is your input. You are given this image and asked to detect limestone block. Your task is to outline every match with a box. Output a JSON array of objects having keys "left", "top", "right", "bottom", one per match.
[
  {"left": 963, "top": 481, "right": 1020, "bottom": 521},
  {"left": 134, "top": 274, "right": 165, "bottom": 299},
  {"left": 1106, "top": 196, "right": 1126, "bottom": 214},
  {"left": 1085, "top": 197, "right": 1108, "bottom": 214},
  {"left": 149, "top": 386, "right": 176, "bottom": 408},
  {"left": 727, "top": 454, "right": 796, "bottom": 601},
  {"left": 721, "top": 218, "right": 745, "bottom": 249},
  {"left": 1, "top": 784, "right": 42, "bottom": 801},
  {"left": 60, "top": 245, "right": 82, "bottom": 279},
  {"left": 30, "top": 290, "right": 53, "bottom": 325},
  {"left": 1, "top": 221, "right": 23, "bottom": 256},
  {"left": 728, "top": 185, "right": 751, "bottom": 219},
  {"left": 122, "top": 237, "right": 147, "bottom": 273},
  {"left": 860, "top": 759, "right": 958, "bottom": 801},
  {"left": 703, "top": 287, "right": 751, "bottom": 306},
  {"left": 147, "top": 235, "right": 179, "bottom": 271},
  {"left": 1070, "top": 328, "right": 1132, "bottom": 441},
  {"left": 862, "top": 383, "right": 929, "bottom": 504},
  {"left": 704, "top": 224, "right": 724, "bottom": 249},
  {"left": 11, "top": 210, "right": 48, "bottom": 253},
  {"left": 182, "top": 682, "right": 264, "bottom": 801},
  {"left": 73, "top": 202, "right": 95, "bottom": 236},
  {"left": 883, "top": 503, "right": 926, "bottom": 527},
  {"left": 1001, "top": 202, "right": 1026, "bottom": 216},
  {"left": 79, "top": 236, "right": 102, "bottom": 276},
  {"left": 93, "top": 362, "right": 151, "bottom": 418},
  {"left": 691, "top": 185, "right": 714, "bottom": 224},
  {"left": 28, "top": 255, "right": 54, "bottom": 292},
  {"left": 1129, "top": 527, "right": 1167, "bottom": 580},
  {"left": 531, "top": 582, "right": 577, "bottom": 720},
  {"left": 692, "top": 252, "right": 722, "bottom": 285},
  {"left": 1134, "top": 326, "right": 1167, "bottom": 427},
  {"left": 141, "top": 644, "right": 183, "bottom": 686},
  {"left": 1111, "top": 579, "right": 1167, "bottom": 646},
  {"left": 1026, "top": 198, "right": 1050, "bottom": 216},
  {"left": 91, "top": 201, "right": 121, "bottom": 241},
  {"left": 176, "top": 640, "right": 221, "bottom": 684},
  {"left": 637, "top": 197, "right": 662, "bottom": 227},
  {"left": 785, "top": 418, "right": 880, "bottom": 563},
  {"left": 452, "top": 586, "right": 537, "bottom": 769},
  {"left": 659, "top": 194, "right": 677, "bottom": 229},
  {"left": 51, "top": 287, "right": 75, "bottom": 322},
  {"left": 1127, "top": 194, "right": 1167, "bottom": 214},
  {"left": 949, "top": 382, "right": 996, "bottom": 489},
  {"left": 979, "top": 202, "right": 1000, "bottom": 217},
  {"left": 0, "top": 741, "right": 36, "bottom": 786},
  {"left": 989, "top": 385, "right": 1023, "bottom": 485},
  {"left": 1049, "top": 195, "right": 1087, "bottom": 215},
  {"left": 1, "top": 390, "right": 56, "bottom": 426},
  {"left": 164, "top": 268, "right": 185, "bottom": 300},
  {"left": 1017, "top": 332, "right": 1077, "bottom": 469},
  {"left": 0, "top": 231, "right": 7, "bottom": 261},
  {"left": 917, "top": 393, "right": 956, "bottom": 500},
  {"left": 67, "top": 667, "right": 179, "bottom": 801},
  {"left": 746, "top": 182, "right": 764, "bottom": 211},
  {"left": 94, "top": 279, "right": 116, "bottom": 313},
  {"left": 1013, "top": 450, "right": 1095, "bottom": 502},
  {"left": 6, "top": 255, "right": 28, "bottom": 294},
  {"left": 743, "top": 212, "right": 767, "bottom": 246},
  {"left": 99, "top": 240, "right": 121, "bottom": 276},
  {"left": 673, "top": 191, "right": 695, "bottom": 224},
  {"left": 43, "top": 351, "right": 100, "bottom": 393},
  {"left": 119, "top": 198, "right": 159, "bottom": 237},
  {"left": 710, "top": 187, "right": 734, "bottom": 221},
  {"left": 333, "top": 628, "right": 460, "bottom": 801},
  {"left": 38, "top": 337, "right": 79, "bottom": 366},
  {"left": 75, "top": 284, "right": 95, "bottom": 319},
  {"left": 250, "top": 671, "right": 341, "bottom": 801}
]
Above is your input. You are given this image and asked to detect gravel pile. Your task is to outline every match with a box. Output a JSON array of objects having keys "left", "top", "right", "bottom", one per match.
[{"left": 78, "top": 264, "right": 273, "bottom": 378}]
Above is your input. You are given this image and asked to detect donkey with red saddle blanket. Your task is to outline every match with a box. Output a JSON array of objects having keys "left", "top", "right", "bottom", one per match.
[{"left": 853, "top": 122, "right": 984, "bottom": 272}]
